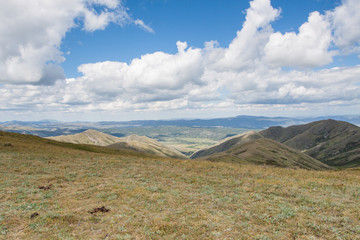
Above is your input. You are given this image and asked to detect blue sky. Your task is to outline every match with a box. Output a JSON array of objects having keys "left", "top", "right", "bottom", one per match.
[
  {"left": 61, "top": 0, "right": 345, "bottom": 77},
  {"left": 0, "top": 0, "right": 360, "bottom": 121}
]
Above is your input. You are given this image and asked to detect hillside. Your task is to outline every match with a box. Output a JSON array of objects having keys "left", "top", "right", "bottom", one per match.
[
  {"left": 0, "top": 130, "right": 359, "bottom": 239},
  {"left": 196, "top": 138, "right": 332, "bottom": 170},
  {"left": 191, "top": 131, "right": 263, "bottom": 159},
  {"left": 260, "top": 119, "right": 360, "bottom": 167},
  {"left": 47, "top": 130, "right": 186, "bottom": 159},
  {"left": 47, "top": 129, "right": 121, "bottom": 146},
  {"left": 108, "top": 135, "right": 187, "bottom": 159}
]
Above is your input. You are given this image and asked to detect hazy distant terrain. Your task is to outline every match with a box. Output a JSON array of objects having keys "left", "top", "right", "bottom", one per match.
[{"left": 1, "top": 115, "right": 360, "bottom": 137}]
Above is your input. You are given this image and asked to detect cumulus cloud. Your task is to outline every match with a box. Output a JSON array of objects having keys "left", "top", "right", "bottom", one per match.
[
  {"left": 70, "top": 41, "right": 204, "bottom": 103},
  {"left": 214, "top": 0, "right": 280, "bottom": 71},
  {"left": 264, "top": 11, "right": 335, "bottom": 68},
  {"left": 329, "top": 0, "right": 360, "bottom": 54},
  {"left": 0, "top": 0, "right": 152, "bottom": 84}
]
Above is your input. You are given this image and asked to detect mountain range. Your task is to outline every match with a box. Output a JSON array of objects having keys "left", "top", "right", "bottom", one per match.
[
  {"left": 190, "top": 119, "right": 360, "bottom": 169},
  {"left": 194, "top": 138, "right": 332, "bottom": 170},
  {"left": 1, "top": 115, "right": 360, "bottom": 138},
  {"left": 260, "top": 119, "right": 360, "bottom": 168}
]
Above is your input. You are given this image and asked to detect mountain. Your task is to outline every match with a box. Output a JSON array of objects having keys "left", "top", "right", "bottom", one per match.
[
  {"left": 191, "top": 131, "right": 263, "bottom": 159},
  {"left": 47, "top": 129, "right": 121, "bottom": 146},
  {"left": 260, "top": 119, "right": 360, "bottom": 168},
  {"left": 107, "top": 135, "right": 187, "bottom": 159},
  {"left": 196, "top": 138, "right": 332, "bottom": 170}
]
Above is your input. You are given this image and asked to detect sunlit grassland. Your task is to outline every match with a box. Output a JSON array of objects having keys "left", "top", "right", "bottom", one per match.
[{"left": 0, "top": 131, "right": 359, "bottom": 239}]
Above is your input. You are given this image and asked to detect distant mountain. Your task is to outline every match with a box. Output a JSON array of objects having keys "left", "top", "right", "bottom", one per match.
[
  {"left": 195, "top": 138, "right": 332, "bottom": 170},
  {"left": 260, "top": 119, "right": 360, "bottom": 168},
  {"left": 191, "top": 131, "right": 263, "bottom": 159},
  {"left": 1, "top": 115, "right": 360, "bottom": 137},
  {"left": 107, "top": 135, "right": 187, "bottom": 159},
  {"left": 97, "top": 115, "right": 360, "bottom": 128},
  {"left": 98, "top": 115, "right": 298, "bottom": 129}
]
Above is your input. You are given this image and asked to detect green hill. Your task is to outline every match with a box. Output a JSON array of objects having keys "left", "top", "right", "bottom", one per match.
[{"left": 260, "top": 119, "right": 360, "bottom": 168}]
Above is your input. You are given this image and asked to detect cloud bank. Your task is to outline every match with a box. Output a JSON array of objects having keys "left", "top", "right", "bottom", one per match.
[{"left": 1, "top": 0, "right": 360, "bottom": 120}]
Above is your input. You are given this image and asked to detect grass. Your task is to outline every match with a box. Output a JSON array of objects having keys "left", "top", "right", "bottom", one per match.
[{"left": 0, "top": 131, "right": 360, "bottom": 239}]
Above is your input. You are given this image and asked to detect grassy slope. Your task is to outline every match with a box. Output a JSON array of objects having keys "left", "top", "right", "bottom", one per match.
[
  {"left": 260, "top": 119, "right": 360, "bottom": 167},
  {"left": 46, "top": 129, "right": 122, "bottom": 146},
  {"left": 0, "top": 131, "right": 360, "bottom": 239},
  {"left": 107, "top": 135, "right": 187, "bottom": 159},
  {"left": 198, "top": 138, "right": 332, "bottom": 170},
  {"left": 191, "top": 131, "right": 263, "bottom": 159},
  {"left": 48, "top": 130, "right": 186, "bottom": 159}
]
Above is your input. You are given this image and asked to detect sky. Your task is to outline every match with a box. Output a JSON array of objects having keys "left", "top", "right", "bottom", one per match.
[{"left": 1, "top": 0, "right": 360, "bottom": 122}]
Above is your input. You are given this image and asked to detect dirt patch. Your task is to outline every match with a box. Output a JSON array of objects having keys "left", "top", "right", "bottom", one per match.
[
  {"left": 89, "top": 206, "right": 110, "bottom": 215},
  {"left": 30, "top": 212, "right": 39, "bottom": 219},
  {"left": 38, "top": 184, "right": 53, "bottom": 190}
]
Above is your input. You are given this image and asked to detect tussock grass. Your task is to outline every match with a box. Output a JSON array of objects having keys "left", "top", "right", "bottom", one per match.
[{"left": 0, "top": 131, "right": 359, "bottom": 239}]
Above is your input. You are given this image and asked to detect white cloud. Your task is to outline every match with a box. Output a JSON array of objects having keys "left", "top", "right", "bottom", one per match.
[
  {"left": 134, "top": 19, "right": 154, "bottom": 33},
  {"left": 72, "top": 41, "right": 204, "bottom": 103},
  {"left": 213, "top": 0, "right": 280, "bottom": 71},
  {"left": 0, "top": 0, "right": 152, "bottom": 84},
  {"left": 264, "top": 11, "right": 335, "bottom": 68},
  {"left": 329, "top": 0, "right": 360, "bottom": 54}
]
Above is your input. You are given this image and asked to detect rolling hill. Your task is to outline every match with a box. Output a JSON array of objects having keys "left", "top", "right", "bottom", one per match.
[
  {"left": 192, "top": 136, "right": 331, "bottom": 170},
  {"left": 260, "top": 119, "right": 360, "bottom": 167},
  {"left": 190, "top": 131, "right": 263, "bottom": 159},
  {"left": 47, "top": 129, "right": 186, "bottom": 159},
  {"left": 107, "top": 135, "right": 187, "bottom": 159},
  {"left": 46, "top": 129, "right": 121, "bottom": 146}
]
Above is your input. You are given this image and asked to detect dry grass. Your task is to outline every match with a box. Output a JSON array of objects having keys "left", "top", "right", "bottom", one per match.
[{"left": 0, "top": 131, "right": 360, "bottom": 239}]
